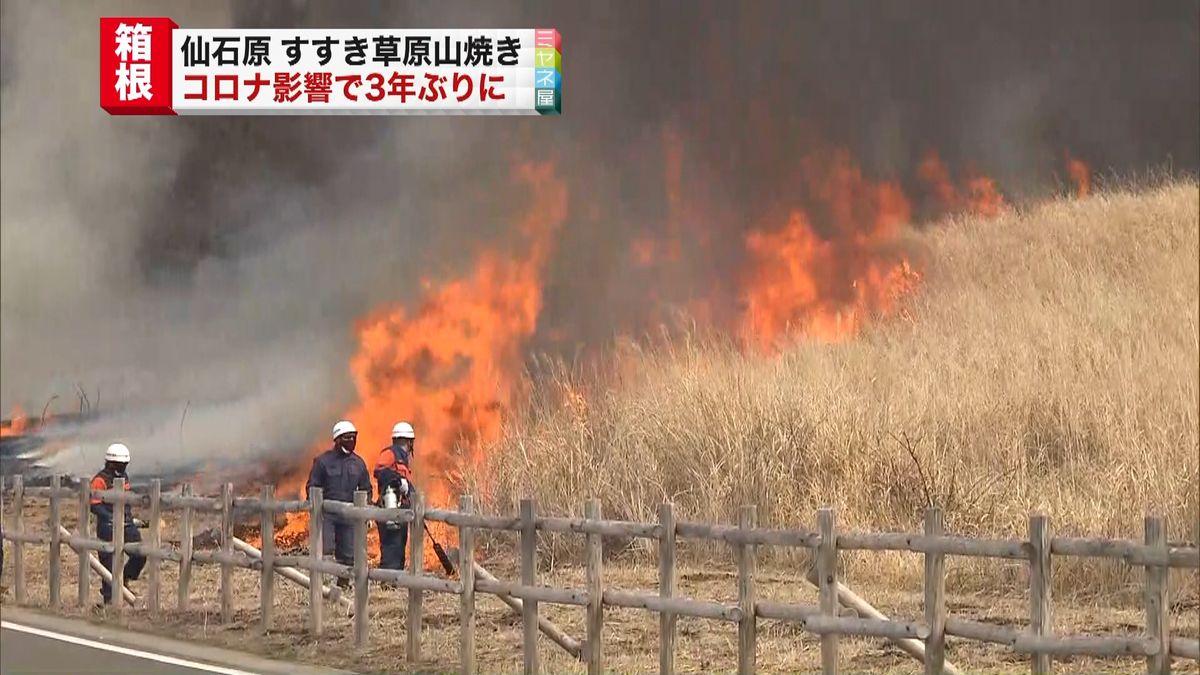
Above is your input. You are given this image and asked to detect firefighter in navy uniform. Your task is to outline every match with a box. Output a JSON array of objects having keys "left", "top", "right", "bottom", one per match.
[
  {"left": 91, "top": 443, "right": 148, "bottom": 605},
  {"left": 375, "top": 422, "right": 416, "bottom": 570},
  {"left": 306, "top": 420, "right": 372, "bottom": 588}
]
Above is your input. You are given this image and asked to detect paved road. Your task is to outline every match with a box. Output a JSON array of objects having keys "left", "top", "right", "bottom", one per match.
[
  {"left": 1, "top": 622, "right": 239, "bottom": 674},
  {"left": 0, "top": 608, "right": 349, "bottom": 675}
]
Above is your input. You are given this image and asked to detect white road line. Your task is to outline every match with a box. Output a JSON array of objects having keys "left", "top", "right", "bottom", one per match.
[{"left": 0, "top": 621, "right": 262, "bottom": 675}]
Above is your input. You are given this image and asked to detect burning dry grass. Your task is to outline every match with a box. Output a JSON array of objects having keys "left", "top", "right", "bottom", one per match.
[{"left": 476, "top": 179, "right": 1200, "bottom": 598}]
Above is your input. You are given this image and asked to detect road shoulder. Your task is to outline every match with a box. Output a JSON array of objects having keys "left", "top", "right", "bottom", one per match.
[{"left": 0, "top": 606, "right": 356, "bottom": 675}]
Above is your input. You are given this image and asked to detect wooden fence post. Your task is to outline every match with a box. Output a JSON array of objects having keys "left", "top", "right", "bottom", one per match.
[
  {"left": 459, "top": 494, "right": 477, "bottom": 675},
  {"left": 48, "top": 474, "right": 62, "bottom": 609},
  {"left": 521, "top": 498, "right": 539, "bottom": 675},
  {"left": 586, "top": 498, "right": 604, "bottom": 675},
  {"left": 1030, "top": 514, "right": 1052, "bottom": 675},
  {"left": 220, "top": 481, "right": 233, "bottom": 624},
  {"left": 817, "top": 507, "right": 838, "bottom": 675},
  {"left": 260, "top": 484, "right": 275, "bottom": 633},
  {"left": 659, "top": 502, "right": 677, "bottom": 675},
  {"left": 77, "top": 476, "right": 91, "bottom": 608},
  {"left": 1144, "top": 515, "right": 1169, "bottom": 675},
  {"left": 407, "top": 489, "right": 425, "bottom": 664},
  {"left": 353, "top": 490, "right": 369, "bottom": 650},
  {"left": 177, "top": 483, "right": 194, "bottom": 612},
  {"left": 924, "top": 507, "right": 946, "bottom": 675},
  {"left": 147, "top": 478, "right": 161, "bottom": 616},
  {"left": 12, "top": 474, "right": 25, "bottom": 604},
  {"left": 308, "top": 486, "right": 324, "bottom": 636},
  {"left": 111, "top": 477, "right": 126, "bottom": 613},
  {"left": 737, "top": 505, "right": 758, "bottom": 675}
]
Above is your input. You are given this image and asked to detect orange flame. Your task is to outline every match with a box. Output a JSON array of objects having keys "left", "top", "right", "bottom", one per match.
[
  {"left": 274, "top": 161, "right": 568, "bottom": 570},
  {"left": 739, "top": 149, "right": 920, "bottom": 349},
  {"left": 1066, "top": 152, "right": 1091, "bottom": 198},
  {"left": 273, "top": 511, "right": 309, "bottom": 551},
  {"left": 918, "top": 151, "right": 1007, "bottom": 216},
  {"left": 964, "top": 174, "right": 1005, "bottom": 217},
  {"left": 0, "top": 406, "right": 28, "bottom": 438}
]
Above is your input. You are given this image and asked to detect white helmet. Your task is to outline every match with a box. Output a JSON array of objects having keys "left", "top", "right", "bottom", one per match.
[
  {"left": 104, "top": 443, "right": 131, "bottom": 463},
  {"left": 331, "top": 420, "right": 357, "bottom": 439},
  {"left": 391, "top": 421, "right": 415, "bottom": 439}
]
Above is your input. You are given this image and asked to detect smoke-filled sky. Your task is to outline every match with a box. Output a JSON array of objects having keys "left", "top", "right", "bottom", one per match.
[{"left": 2, "top": 0, "right": 1197, "bottom": 475}]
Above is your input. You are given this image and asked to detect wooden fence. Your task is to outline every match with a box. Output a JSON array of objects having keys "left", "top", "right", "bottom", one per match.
[{"left": 1, "top": 472, "right": 1198, "bottom": 675}]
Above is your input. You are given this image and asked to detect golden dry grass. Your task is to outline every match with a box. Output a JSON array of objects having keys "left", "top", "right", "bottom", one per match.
[{"left": 474, "top": 180, "right": 1200, "bottom": 598}]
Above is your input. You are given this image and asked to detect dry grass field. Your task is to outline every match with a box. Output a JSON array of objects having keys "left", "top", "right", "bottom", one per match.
[
  {"left": 3, "top": 181, "right": 1199, "bottom": 673},
  {"left": 475, "top": 180, "right": 1200, "bottom": 597}
]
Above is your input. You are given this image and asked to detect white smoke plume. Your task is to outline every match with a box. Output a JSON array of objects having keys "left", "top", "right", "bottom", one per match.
[{"left": 0, "top": 0, "right": 519, "bottom": 476}]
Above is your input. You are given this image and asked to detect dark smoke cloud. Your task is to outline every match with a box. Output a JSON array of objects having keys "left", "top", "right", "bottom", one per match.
[
  {"left": 2, "top": 0, "right": 1196, "bottom": 475},
  {"left": 530, "top": 0, "right": 1200, "bottom": 346}
]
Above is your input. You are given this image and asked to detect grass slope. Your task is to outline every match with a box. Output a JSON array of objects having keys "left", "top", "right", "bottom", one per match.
[{"left": 477, "top": 180, "right": 1200, "bottom": 597}]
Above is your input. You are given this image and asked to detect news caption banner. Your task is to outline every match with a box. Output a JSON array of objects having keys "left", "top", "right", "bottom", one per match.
[{"left": 100, "top": 19, "right": 562, "bottom": 115}]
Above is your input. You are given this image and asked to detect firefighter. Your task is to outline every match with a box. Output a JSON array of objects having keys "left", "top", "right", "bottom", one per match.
[
  {"left": 91, "top": 443, "right": 148, "bottom": 605},
  {"left": 375, "top": 421, "right": 415, "bottom": 570},
  {"left": 305, "top": 420, "right": 372, "bottom": 588}
]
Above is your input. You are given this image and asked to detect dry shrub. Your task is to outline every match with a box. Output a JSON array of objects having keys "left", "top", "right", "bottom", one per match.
[{"left": 468, "top": 180, "right": 1200, "bottom": 599}]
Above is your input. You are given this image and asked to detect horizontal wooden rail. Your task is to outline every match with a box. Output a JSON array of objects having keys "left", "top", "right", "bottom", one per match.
[
  {"left": 190, "top": 550, "right": 262, "bottom": 570},
  {"left": 1172, "top": 638, "right": 1200, "bottom": 660},
  {"left": 158, "top": 494, "right": 222, "bottom": 511},
  {"left": 320, "top": 500, "right": 413, "bottom": 523},
  {"left": 23, "top": 486, "right": 78, "bottom": 500},
  {"left": 91, "top": 488, "right": 150, "bottom": 507},
  {"left": 807, "top": 615, "right": 930, "bottom": 641},
  {"left": 122, "top": 543, "right": 182, "bottom": 562},
  {"left": 946, "top": 619, "right": 1164, "bottom": 656},
  {"left": 1015, "top": 634, "right": 1160, "bottom": 658},
  {"left": 838, "top": 532, "right": 1029, "bottom": 559},
  {"left": 425, "top": 508, "right": 522, "bottom": 531},
  {"left": 274, "top": 555, "right": 354, "bottom": 579},
  {"left": 602, "top": 589, "right": 743, "bottom": 622},
  {"left": 231, "top": 497, "right": 310, "bottom": 513},
  {"left": 475, "top": 578, "right": 588, "bottom": 607},
  {"left": 677, "top": 520, "right": 823, "bottom": 547},
  {"left": 63, "top": 534, "right": 113, "bottom": 553},
  {"left": 368, "top": 568, "right": 462, "bottom": 594},
  {"left": 3, "top": 530, "right": 47, "bottom": 545},
  {"left": 538, "top": 515, "right": 661, "bottom": 539},
  {"left": 1051, "top": 536, "right": 1200, "bottom": 568},
  {"left": 944, "top": 616, "right": 1020, "bottom": 645},
  {"left": 1165, "top": 548, "right": 1200, "bottom": 568},
  {"left": 756, "top": 601, "right": 929, "bottom": 640}
]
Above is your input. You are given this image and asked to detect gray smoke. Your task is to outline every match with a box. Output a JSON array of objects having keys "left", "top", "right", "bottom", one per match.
[
  {"left": 0, "top": 0, "right": 526, "bottom": 475},
  {"left": 2, "top": 0, "right": 1196, "bottom": 477}
]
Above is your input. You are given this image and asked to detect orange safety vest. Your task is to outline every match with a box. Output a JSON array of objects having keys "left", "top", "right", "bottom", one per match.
[
  {"left": 375, "top": 447, "right": 412, "bottom": 506},
  {"left": 376, "top": 448, "right": 413, "bottom": 478},
  {"left": 89, "top": 471, "right": 131, "bottom": 505}
]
